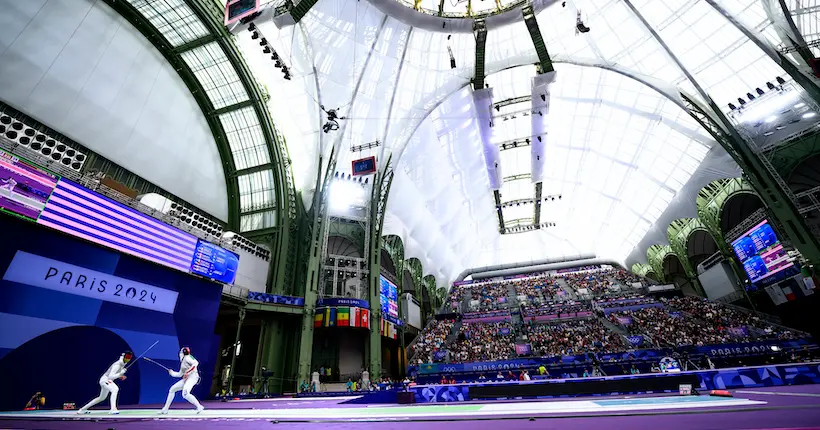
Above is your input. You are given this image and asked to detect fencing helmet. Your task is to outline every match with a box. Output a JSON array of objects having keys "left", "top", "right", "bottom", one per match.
[
  {"left": 122, "top": 351, "right": 134, "bottom": 363},
  {"left": 179, "top": 347, "right": 191, "bottom": 361}
]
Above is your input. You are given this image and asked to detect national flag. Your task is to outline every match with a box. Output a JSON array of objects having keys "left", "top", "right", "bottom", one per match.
[
  {"left": 782, "top": 285, "right": 797, "bottom": 301},
  {"left": 327, "top": 307, "right": 337, "bottom": 327},
  {"left": 359, "top": 308, "right": 370, "bottom": 329},
  {"left": 350, "top": 307, "right": 360, "bottom": 327},
  {"left": 314, "top": 312, "right": 323, "bottom": 328},
  {"left": 337, "top": 307, "right": 350, "bottom": 327}
]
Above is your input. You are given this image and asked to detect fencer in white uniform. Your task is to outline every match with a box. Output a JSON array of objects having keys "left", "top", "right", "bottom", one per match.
[
  {"left": 77, "top": 351, "right": 133, "bottom": 414},
  {"left": 159, "top": 347, "right": 204, "bottom": 414}
]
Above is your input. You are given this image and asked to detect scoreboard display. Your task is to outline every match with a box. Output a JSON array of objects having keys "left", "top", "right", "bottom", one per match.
[{"left": 730, "top": 220, "right": 798, "bottom": 290}]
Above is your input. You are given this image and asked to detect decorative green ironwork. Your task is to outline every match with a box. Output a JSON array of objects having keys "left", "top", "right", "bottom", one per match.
[
  {"left": 646, "top": 244, "right": 675, "bottom": 283},
  {"left": 667, "top": 218, "right": 705, "bottom": 296},
  {"left": 423, "top": 274, "right": 437, "bottom": 310},
  {"left": 405, "top": 258, "right": 424, "bottom": 301},
  {"left": 631, "top": 263, "right": 652, "bottom": 277},
  {"left": 768, "top": 130, "right": 820, "bottom": 178},
  {"left": 382, "top": 235, "right": 405, "bottom": 282}
]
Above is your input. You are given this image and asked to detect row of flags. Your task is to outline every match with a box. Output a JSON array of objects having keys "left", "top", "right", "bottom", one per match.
[
  {"left": 314, "top": 306, "right": 370, "bottom": 328},
  {"left": 313, "top": 306, "right": 400, "bottom": 340},
  {"left": 380, "top": 318, "right": 398, "bottom": 339}
]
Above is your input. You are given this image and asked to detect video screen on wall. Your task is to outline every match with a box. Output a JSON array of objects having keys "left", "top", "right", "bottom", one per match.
[
  {"left": 0, "top": 214, "right": 222, "bottom": 410},
  {"left": 379, "top": 275, "right": 399, "bottom": 319},
  {"left": 0, "top": 149, "right": 59, "bottom": 222},
  {"left": 25, "top": 176, "right": 238, "bottom": 285},
  {"left": 731, "top": 219, "right": 799, "bottom": 291}
]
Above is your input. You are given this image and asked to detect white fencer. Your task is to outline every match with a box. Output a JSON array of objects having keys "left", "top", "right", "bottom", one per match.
[
  {"left": 77, "top": 351, "right": 133, "bottom": 414},
  {"left": 159, "top": 347, "right": 204, "bottom": 414}
]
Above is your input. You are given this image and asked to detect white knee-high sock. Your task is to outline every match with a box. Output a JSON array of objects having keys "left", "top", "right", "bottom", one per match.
[
  {"left": 162, "top": 392, "right": 175, "bottom": 410},
  {"left": 80, "top": 396, "right": 104, "bottom": 412},
  {"left": 109, "top": 390, "right": 118, "bottom": 411}
]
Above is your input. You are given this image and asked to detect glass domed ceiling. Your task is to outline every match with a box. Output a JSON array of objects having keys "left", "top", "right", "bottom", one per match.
[
  {"left": 397, "top": 0, "right": 527, "bottom": 17},
  {"left": 236, "top": 0, "right": 817, "bottom": 287}
]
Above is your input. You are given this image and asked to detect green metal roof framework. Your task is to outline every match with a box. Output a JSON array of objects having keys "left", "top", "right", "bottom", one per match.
[{"left": 103, "top": 0, "right": 296, "bottom": 291}]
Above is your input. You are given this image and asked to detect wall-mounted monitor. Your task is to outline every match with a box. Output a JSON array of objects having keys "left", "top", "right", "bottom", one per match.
[
  {"left": 32, "top": 178, "right": 239, "bottom": 284},
  {"left": 352, "top": 156, "right": 376, "bottom": 176},
  {"left": 731, "top": 220, "right": 800, "bottom": 291},
  {"left": 224, "top": 0, "right": 260, "bottom": 25},
  {"left": 0, "top": 149, "right": 59, "bottom": 222},
  {"left": 379, "top": 274, "right": 399, "bottom": 319}
]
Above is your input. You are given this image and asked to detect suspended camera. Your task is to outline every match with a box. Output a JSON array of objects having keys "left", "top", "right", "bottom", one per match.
[{"left": 576, "top": 11, "right": 590, "bottom": 34}]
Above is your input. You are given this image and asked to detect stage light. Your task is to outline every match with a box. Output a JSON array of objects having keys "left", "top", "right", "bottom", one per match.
[
  {"left": 738, "top": 98, "right": 746, "bottom": 106},
  {"left": 738, "top": 90, "right": 799, "bottom": 123},
  {"left": 248, "top": 23, "right": 256, "bottom": 31},
  {"left": 263, "top": 46, "right": 270, "bottom": 54},
  {"left": 251, "top": 31, "right": 259, "bottom": 40},
  {"left": 766, "top": 81, "right": 775, "bottom": 90},
  {"left": 776, "top": 76, "right": 786, "bottom": 85},
  {"left": 329, "top": 179, "right": 367, "bottom": 211},
  {"left": 746, "top": 92, "right": 755, "bottom": 100},
  {"left": 756, "top": 88, "right": 765, "bottom": 96},
  {"left": 795, "top": 103, "right": 806, "bottom": 109},
  {"left": 728, "top": 103, "right": 736, "bottom": 110},
  {"left": 803, "top": 112, "right": 816, "bottom": 119}
]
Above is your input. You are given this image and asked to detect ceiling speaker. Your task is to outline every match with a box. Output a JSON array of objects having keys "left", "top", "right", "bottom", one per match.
[
  {"left": 41, "top": 147, "right": 52, "bottom": 156},
  {"left": 24, "top": 128, "right": 35, "bottom": 137},
  {"left": 74, "top": 153, "right": 85, "bottom": 162},
  {"left": 34, "top": 134, "right": 45, "bottom": 142},
  {"left": 19, "top": 136, "right": 30, "bottom": 146},
  {"left": 11, "top": 122, "right": 23, "bottom": 131},
  {"left": 31, "top": 141, "right": 42, "bottom": 150},
  {"left": 0, "top": 115, "right": 10, "bottom": 125},
  {"left": 45, "top": 139, "right": 55, "bottom": 147},
  {"left": 61, "top": 157, "right": 71, "bottom": 166},
  {"left": 5, "top": 130, "right": 17, "bottom": 139}
]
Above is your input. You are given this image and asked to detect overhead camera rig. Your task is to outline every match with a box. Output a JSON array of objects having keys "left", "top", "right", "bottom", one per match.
[{"left": 321, "top": 105, "right": 346, "bottom": 133}]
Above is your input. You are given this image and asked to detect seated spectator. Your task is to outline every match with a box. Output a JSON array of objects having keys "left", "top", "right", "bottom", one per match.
[
  {"left": 523, "top": 318, "right": 628, "bottom": 357},
  {"left": 450, "top": 321, "right": 517, "bottom": 363},
  {"left": 413, "top": 319, "right": 456, "bottom": 363}
]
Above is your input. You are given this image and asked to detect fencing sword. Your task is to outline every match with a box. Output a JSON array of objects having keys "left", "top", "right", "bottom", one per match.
[
  {"left": 125, "top": 340, "right": 159, "bottom": 370},
  {"left": 143, "top": 357, "right": 171, "bottom": 372}
]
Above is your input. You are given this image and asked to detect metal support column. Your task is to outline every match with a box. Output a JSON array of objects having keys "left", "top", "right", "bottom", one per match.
[{"left": 227, "top": 307, "right": 246, "bottom": 392}]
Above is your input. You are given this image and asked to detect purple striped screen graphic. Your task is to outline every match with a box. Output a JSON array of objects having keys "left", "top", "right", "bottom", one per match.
[{"left": 36, "top": 179, "right": 198, "bottom": 273}]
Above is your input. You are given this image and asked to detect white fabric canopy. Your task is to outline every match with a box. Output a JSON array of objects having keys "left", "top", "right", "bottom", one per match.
[{"left": 237, "top": 0, "right": 808, "bottom": 288}]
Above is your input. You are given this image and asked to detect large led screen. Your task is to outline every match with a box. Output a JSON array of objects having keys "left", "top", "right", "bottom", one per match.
[
  {"left": 35, "top": 178, "right": 238, "bottom": 284},
  {"left": 190, "top": 240, "right": 239, "bottom": 284},
  {"left": 731, "top": 220, "right": 799, "bottom": 291},
  {"left": 0, "top": 149, "right": 58, "bottom": 221},
  {"left": 0, "top": 214, "right": 221, "bottom": 410},
  {"left": 379, "top": 275, "right": 399, "bottom": 319}
]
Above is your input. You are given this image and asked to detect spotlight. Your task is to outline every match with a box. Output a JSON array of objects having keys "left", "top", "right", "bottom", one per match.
[
  {"left": 251, "top": 31, "right": 259, "bottom": 40},
  {"left": 259, "top": 38, "right": 267, "bottom": 46},
  {"left": 766, "top": 81, "right": 775, "bottom": 90},
  {"left": 248, "top": 23, "right": 256, "bottom": 32},
  {"left": 776, "top": 76, "right": 786, "bottom": 85},
  {"left": 756, "top": 88, "right": 764, "bottom": 96},
  {"left": 746, "top": 92, "right": 755, "bottom": 100},
  {"left": 263, "top": 46, "right": 270, "bottom": 54},
  {"left": 275, "top": 60, "right": 283, "bottom": 68},
  {"left": 728, "top": 103, "right": 736, "bottom": 110},
  {"left": 272, "top": 52, "right": 279, "bottom": 60},
  {"left": 540, "top": 94, "right": 546, "bottom": 102},
  {"left": 738, "top": 98, "right": 746, "bottom": 106}
]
